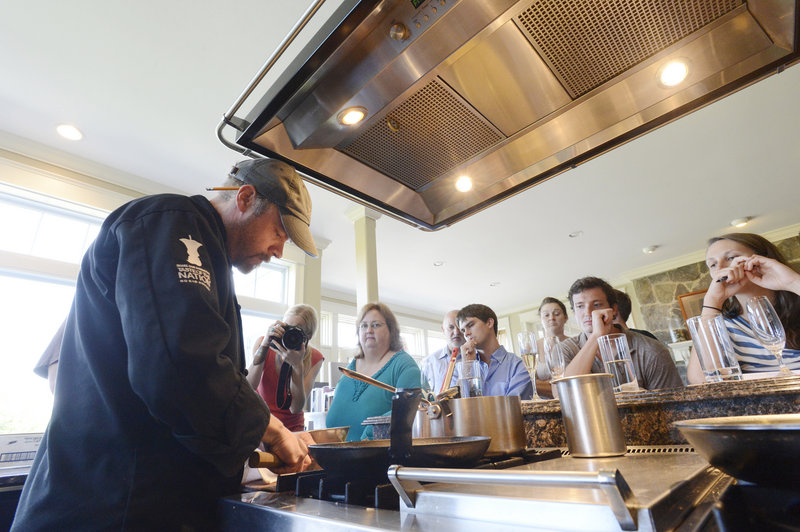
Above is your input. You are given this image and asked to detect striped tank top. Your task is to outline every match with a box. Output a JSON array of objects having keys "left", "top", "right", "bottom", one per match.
[{"left": 724, "top": 315, "right": 800, "bottom": 372}]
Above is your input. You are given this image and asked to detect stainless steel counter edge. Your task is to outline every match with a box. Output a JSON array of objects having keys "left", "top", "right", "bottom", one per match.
[{"left": 219, "top": 490, "right": 546, "bottom": 531}]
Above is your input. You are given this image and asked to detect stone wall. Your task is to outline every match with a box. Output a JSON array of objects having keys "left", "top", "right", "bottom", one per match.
[{"left": 632, "top": 234, "right": 800, "bottom": 343}]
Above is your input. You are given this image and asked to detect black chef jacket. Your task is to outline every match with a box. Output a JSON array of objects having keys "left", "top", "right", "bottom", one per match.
[{"left": 12, "top": 194, "right": 269, "bottom": 531}]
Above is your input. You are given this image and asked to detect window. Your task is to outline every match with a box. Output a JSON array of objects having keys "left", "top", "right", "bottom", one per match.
[
  {"left": 337, "top": 314, "right": 358, "bottom": 350},
  {"left": 240, "top": 310, "right": 282, "bottom": 367},
  {"left": 427, "top": 330, "right": 446, "bottom": 355},
  {"left": 319, "top": 311, "right": 332, "bottom": 347},
  {"left": 0, "top": 194, "right": 101, "bottom": 262},
  {"left": 233, "top": 261, "right": 290, "bottom": 303},
  {"left": 0, "top": 273, "right": 75, "bottom": 433},
  {"left": 399, "top": 326, "right": 425, "bottom": 359}
]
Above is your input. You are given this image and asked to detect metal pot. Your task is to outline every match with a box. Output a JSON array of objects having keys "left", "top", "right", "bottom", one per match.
[{"left": 414, "top": 395, "right": 525, "bottom": 457}]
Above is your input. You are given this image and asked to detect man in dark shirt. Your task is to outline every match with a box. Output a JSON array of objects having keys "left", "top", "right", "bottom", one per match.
[
  {"left": 13, "top": 158, "right": 316, "bottom": 531},
  {"left": 614, "top": 289, "right": 660, "bottom": 340}
]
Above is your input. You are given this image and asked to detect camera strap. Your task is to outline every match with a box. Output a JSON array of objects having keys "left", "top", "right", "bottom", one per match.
[{"left": 276, "top": 361, "right": 293, "bottom": 410}]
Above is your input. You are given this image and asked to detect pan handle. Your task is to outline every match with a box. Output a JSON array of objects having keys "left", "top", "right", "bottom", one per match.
[
  {"left": 248, "top": 450, "right": 285, "bottom": 469},
  {"left": 387, "top": 466, "right": 636, "bottom": 531}
]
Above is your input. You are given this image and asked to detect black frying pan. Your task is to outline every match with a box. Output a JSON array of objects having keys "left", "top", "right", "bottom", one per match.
[
  {"left": 309, "top": 436, "right": 491, "bottom": 476},
  {"left": 309, "top": 388, "right": 491, "bottom": 478}
]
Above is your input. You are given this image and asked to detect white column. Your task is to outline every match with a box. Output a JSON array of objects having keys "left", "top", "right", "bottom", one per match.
[
  {"left": 345, "top": 205, "right": 382, "bottom": 312},
  {"left": 304, "top": 237, "right": 330, "bottom": 347}
]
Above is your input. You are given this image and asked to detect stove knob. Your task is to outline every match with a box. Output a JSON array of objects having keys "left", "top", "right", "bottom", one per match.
[{"left": 389, "top": 22, "right": 410, "bottom": 41}]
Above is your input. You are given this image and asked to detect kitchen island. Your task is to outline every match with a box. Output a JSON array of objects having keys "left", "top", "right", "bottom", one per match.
[{"left": 523, "top": 373, "right": 800, "bottom": 447}]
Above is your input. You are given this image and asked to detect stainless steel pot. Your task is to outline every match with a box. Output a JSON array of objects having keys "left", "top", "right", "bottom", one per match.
[{"left": 413, "top": 395, "right": 525, "bottom": 457}]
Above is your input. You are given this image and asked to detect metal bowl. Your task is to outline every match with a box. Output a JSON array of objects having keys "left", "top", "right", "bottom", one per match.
[
  {"left": 673, "top": 414, "right": 800, "bottom": 488},
  {"left": 307, "top": 426, "right": 350, "bottom": 443}
]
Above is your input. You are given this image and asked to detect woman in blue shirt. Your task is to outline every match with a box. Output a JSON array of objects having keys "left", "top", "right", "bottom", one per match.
[{"left": 326, "top": 302, "right": 421, "bottom": 440}]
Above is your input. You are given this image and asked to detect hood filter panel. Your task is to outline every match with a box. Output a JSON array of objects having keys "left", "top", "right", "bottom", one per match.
[
  {"left": 340, "top": 79, "right": 503, "bottom": 191},
  {"left": 517, "top": 0, "right": 743, "bottom": 98}
]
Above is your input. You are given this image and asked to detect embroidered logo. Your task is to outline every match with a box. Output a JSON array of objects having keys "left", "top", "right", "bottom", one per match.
[
  {"left": 176, "top": 235, "right": 211, "bottom": 291},
  {"left": 179, "top": 236, "right": 203, "bottom": 266}
]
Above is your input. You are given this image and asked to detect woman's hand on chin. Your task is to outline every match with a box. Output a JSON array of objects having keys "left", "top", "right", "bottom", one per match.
[{"left": 744, "top": 254, "right": 800, "bottom": 294}]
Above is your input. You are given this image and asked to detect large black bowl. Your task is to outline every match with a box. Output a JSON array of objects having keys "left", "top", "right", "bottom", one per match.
[{"left": 674, "top": 414, "right": 800, "bottom": 488}]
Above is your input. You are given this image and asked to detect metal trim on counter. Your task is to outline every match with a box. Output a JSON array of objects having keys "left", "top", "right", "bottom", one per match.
[
  {"left": 219, "top": 490, "right": 541, "bottom": 532},
  {"left": 388, "top": 465, "right": 636, "bottom": 530}
]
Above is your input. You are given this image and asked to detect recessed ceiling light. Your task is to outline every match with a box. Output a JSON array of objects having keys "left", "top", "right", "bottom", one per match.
[
  {"left": 433, "top": 260, "right": 445, "bottom": 267},
  {"left": 659, "top": 59, "right": 689, "bottom": 87},
  {"left": 337, "top": 106, "right": 367, "bottom": 125},
  {"left": 568, "top": 230, "right": 583, "bottom": 238},
  {"left": 56, "top": 124, "right": 83, "bottom": 140},
  {"left": 455, "top": 175, "right": 472, "bottom": 192},
  {"left": 642, "top": 245, "right": 659, "bottom": 254},
  {"left": 489, "top": 281, "right": 500, "bottom": 287},
  {"left": 730, "top": 216, "right": 752, "bottom": 228}
]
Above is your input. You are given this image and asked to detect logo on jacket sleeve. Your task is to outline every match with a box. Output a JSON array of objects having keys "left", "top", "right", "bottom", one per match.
[{"left": 177, "top": 235, "right": 211, "bottom": 290}]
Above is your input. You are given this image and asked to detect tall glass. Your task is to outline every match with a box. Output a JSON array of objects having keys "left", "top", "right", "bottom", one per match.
[
  {"left": 518, "top": 331, "right": 541, "bottom": 400},
  {"left": 543, "top": 336, "right": 565, "bottom": 379},
  {"left": 597, "top": 333, "right": 640, "bottom": 392},
  {"left": 686, "top": 315, "right": 742, "bottom": 382},
  {"left": 746, "top": 295, "right": 792, "bottom": 375}
]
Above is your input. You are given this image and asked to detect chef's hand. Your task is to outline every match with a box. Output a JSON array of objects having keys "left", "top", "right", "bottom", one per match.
[
  {"left": 590, "top": 308, "right": 616, "bottom": 338},
  {"left": 743, "top": 254, "right": 800, "bottom": 295},
  {"left": 261, "top": 416, "right": 311, "bottom": 474},
  {"left": 705, "top": 256, "right": 748, "bottom": 308}
]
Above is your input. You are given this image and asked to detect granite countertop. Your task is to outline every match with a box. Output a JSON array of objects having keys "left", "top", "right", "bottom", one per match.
[{"left": 522, "top": 374, "right": 800, "bottom": 414}]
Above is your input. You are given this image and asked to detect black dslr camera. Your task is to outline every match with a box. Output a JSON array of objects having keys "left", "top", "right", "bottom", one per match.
[{"left": 272, "top": 325, "right": 307, "bottom": 351}]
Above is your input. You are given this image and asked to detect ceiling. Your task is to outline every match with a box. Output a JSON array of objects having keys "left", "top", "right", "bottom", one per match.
[{"left": 1, "top": 0, "right": 799, "bottom": 318}]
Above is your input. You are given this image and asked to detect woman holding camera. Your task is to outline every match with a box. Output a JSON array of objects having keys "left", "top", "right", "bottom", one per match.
[{"left": 247, "top": 304, "right": 324, "bottom": 431}]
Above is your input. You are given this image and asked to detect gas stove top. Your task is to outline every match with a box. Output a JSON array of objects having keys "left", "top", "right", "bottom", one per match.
[{"left": 220, "top": 447, "right": 793, "bottom": 532}]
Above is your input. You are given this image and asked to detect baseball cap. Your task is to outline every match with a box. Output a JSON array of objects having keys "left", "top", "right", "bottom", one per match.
[{"left": 229, "top": 158, "right": 317, "bottom": 257}]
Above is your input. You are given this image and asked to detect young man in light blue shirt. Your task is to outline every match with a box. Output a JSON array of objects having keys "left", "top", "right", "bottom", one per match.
[{"left": 455, "top": 304, "right": 533, "bottom": 399}]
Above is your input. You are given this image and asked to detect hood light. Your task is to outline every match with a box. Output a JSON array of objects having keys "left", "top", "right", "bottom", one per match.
[
  {"left": 338, "top": 107, "right": 367, "bottom": 125},
  {"left": 659, "top": 60, "right": 689, "bottom": 87},
  {"left": 731, "top": 216, "right": 752, "bottom": 228},
  {"left": 56, "top": 124, "right": 83, "bottom": 140},
  {"left": 455, "top": 175, "right": 472, "bottom": 192}
]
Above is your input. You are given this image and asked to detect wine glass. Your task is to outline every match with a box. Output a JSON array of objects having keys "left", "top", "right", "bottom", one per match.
[
  {"left": 746, "top": 296, "right": 792, "bottom": 375},
  {"left": 543, "top": 336, "right": 565, "bottom": 381},
  {"left": 517, "top": 331, "right": 541, "bottom": 400}
]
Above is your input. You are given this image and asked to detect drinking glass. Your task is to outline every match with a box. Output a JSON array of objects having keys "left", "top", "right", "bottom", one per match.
[
  {"left": 686, "top": 315, "right": 742, "bottom": 382},
  {"left": 597, "top": 333, "right": 640, "bottom": 392},
  {"left": 458, "top": 359, "right": 483, "bottom": 397},
  {"left": 543, "top": 336, "right": 565, "bottom": 381},
  {"left": 746, "top": 296, "right": 792, "bottom": 375},
  {"left": 518, "top": 331, "right": 541, "bottom": 400}
]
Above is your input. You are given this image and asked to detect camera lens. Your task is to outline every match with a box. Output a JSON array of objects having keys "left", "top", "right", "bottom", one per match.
[{"left": 281, "top": 326, "right": 307, "bottom": 351}]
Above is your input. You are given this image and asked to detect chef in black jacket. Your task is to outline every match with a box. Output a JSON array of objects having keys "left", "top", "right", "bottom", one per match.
[{"left": 13, "top": 158, "right": 316, "bottom": 531}]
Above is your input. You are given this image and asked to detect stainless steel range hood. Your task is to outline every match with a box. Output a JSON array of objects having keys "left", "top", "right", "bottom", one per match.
[{"left": 220, "top": 0, "right": 799, "bottom": 230}]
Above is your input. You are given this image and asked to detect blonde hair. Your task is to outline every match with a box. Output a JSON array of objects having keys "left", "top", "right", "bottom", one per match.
[
  {"left": 355, "top": 302, "right": 403, "bottom": 359},
  {"left": 284, "top": 304, "right": 318, "bottom": 370}
]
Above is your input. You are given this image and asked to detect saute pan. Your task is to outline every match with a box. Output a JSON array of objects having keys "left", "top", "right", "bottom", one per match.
[
  {"left": 674, "top": 413, "right": 800, "bottom": 489},
  {"left": 308, "top": 388, "right": 490, "bottom": 478}
]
